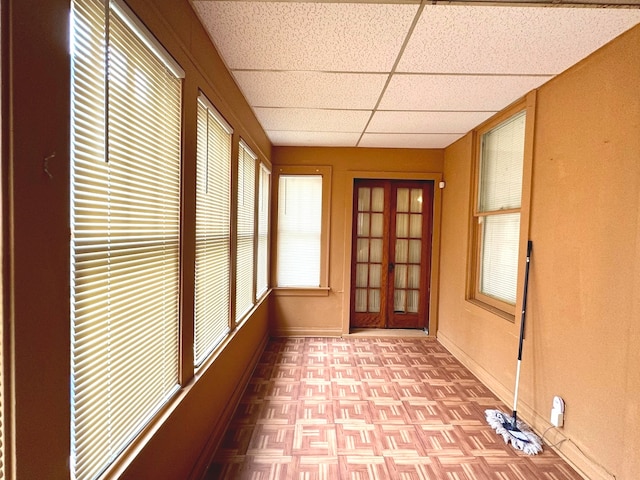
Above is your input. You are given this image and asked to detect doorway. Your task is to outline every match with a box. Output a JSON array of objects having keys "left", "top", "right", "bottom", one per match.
[{"left": 350, "top": 180, "right": 434, "bottom": 330}]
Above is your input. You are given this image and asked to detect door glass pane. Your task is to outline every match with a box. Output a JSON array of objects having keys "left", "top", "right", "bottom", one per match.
[
  {"left": 371, "top": 213, "right": 383, "bottom": 237},
  {"left": 408, "top": 265, "right": 420, "bottom": 289},
  {"left": 394, "top": 290, "right": 406, "bottom": 312},
  {"left": 395, "top": 265, "right": 407, "bottom": 289},
  {"left": 357, "top": 213, "right": 370, "bottom": 236},
  {"left": 370, "top": 239, "right": 383, "bottom": 263},
  {"left": 356, "top": 264, "right": 368, "bottom": 288},
  {"left": 410, "top": 189, "right": 423, "bottom": 213},
  {"left": 408, "top": 239, "right": 421, "bottom": 263},
  {"left": 396, "top": 214, "right": 409, "bottom": 238},
  {"left": 357, "top": 238, "right": 369, "bottom": 262},
  {"left": 407, "top": 291, "right": 419, "bottom": 313},
  {"left": 369, "top": 264, "right": 381, "bottom": 288},
  {"left": 371, "top": 187, "right": 384, "bottom": 212},
  {"left": 409, "top": 214, "right": 422, "bottom": 238},
  {"left": 355, "top": 289, "right": 367, "bottom": 312},
  {"left": 358, "top": 187, "right": 370, "bottom": 211},
  {"left": 395, "top": 239, "right": 408, "bottom": 263},
  {"left": 397, "top": 188, "right": 409, "bottom": 212},
  {"left": 369, "top": 290, "right": 380, "bottom": 312}
]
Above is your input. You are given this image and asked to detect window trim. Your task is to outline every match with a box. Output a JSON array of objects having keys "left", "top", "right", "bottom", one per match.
[
  {"left": 193, "top": 92, "right": 233, "bottom": 368},
  {"left": 256, "top": 162, "right": 271, "bottom": 300},
  {"left": 235, "top": 139, "right": 258, "bottom": 322},
  {"left": 70, "top": 0, "right": 184, "bottom": 477},
  {"left": 272, "top": 165, "right": 332, "bottom": 294},
  {"left": 467, "top": 92, "right": 536, "bottom": 320}
]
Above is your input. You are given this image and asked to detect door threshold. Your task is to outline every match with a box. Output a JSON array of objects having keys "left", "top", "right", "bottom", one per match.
[{"left": 347, "top": 328, "right": 429, "bottom": 338}]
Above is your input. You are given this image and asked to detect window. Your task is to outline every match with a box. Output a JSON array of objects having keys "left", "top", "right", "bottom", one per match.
[
  {"left": 277, "top": 175, "right": 322, "bottom": 286},
  {"left": 256, "top": 163, "right": 271, "bottom": 298},
  {"left": 70, "top": 1, "right": 183, "bottom": 479},
  {"left": 471, "top": 109, "right": 526, "bottom": 313},
  {"left": 235, "top": 141, "right": 257, "bottom": 320},
  {"left": 194, "top": 94, "right": 232, "bottom": 367},
  {"left": 274, "top": 166, "right": 331, "bottom": 290}
]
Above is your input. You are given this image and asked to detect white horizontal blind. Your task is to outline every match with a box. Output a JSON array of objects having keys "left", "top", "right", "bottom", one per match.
[
  {"left": 70, "top": 1, "right": 182, "bottom": 479},
  {"left": 477, "top": 111, "right": 526, "bottom": 305},
  {"left": 235, "top": 142, "right": 256, "bottom": 321},
  {"left": 276, "top": 175, "right": 322, "bottom": 287},
  {"left": 256, "top": 164, "right": 271, "bottom": 298},
  {"left": 194, "top": 96, "right": 232, "bottom": 366},
  {"left": 479, "top": 110, "right": 525, "bottom": 212},
  {"left": 480, "top": 213, "right": 520, "bottom": 304}
]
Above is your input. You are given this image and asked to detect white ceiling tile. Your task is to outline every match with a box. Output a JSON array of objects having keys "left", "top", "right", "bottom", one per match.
[
  {"left": 367, "top": 111, "right": 496, "bottom": 134},
  {"left": 192, "top": 1, "right": 418, "bottom": 71},
  {"left": 359, "top": 133, "right": 463, "bottom": 149},
  {"left": 268, "top": 131, "right": 361, "bottom": 147},
  {"left": 398, "top": 6, "right": 640, "bottom": 74},
  {"left": 254, "top": 108, "right": 371, "bottom": 133},
  {"left": 379, "top": 74, "right": 551, "bottom": 111},
  {"left": 233, "top": 71, "right": 387, "bottom": 109}
]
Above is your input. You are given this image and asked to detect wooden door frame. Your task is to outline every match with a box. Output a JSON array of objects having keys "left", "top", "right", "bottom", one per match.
[{"left": 341, "top": 171, "right": 443, "bottom": 336}]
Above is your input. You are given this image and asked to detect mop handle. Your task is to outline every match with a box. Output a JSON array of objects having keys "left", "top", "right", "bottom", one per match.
[
  {"left": 518, "top": 241, "right": 533, "bottom": 360},
  {"left": 512, "top": 240, "right": 533, "bottom": 423}
]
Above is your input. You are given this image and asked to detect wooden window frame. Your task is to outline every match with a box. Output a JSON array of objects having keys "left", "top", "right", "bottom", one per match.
[
  {"left": 193, "top": 93, "right": 233, "bottom": 368},
  {"left": 256, "top": 162, "right": 271, "bottom": 300},
  {"left": 235, "top": 140, "right": 258, "bottom": 321},
  {"left": 467, "top": 93, "right": 536, "bottom": 320},
  {"left": 272, "top": 165, "right": 332, "bottom": 296},
  {"left": 70, "top": 0, "right": 185, "bottom": 478}
]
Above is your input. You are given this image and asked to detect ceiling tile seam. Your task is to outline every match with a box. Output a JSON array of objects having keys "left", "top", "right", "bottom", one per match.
[
  {"left": 363, "top": 131, "right": 467, "bottom": 135},
  {"left": 267, "top": 130, "right": 466, "bottom": 134},
  {"left": 355, "top": 1, "right": 427, "bottom": 146},
  {"left": 375, "top": 109, "right": 500, "bottom": 113},
  {"left": 265, "top": 129, "right": 365, "bottom": 133},
  {"left": 232, "top": 68, "right": 391, "bottom": 75},
  {"left": 392, "top": 72, "right": 558, "bottom": 77},
  {"left": 253, "top": 107, "right": 373, "bottom": 112},
  {"left": 364, "top": 131, "right": 468, "bottom": 134},
  {"left": 253, "top": 106, "right": 499, "bottom": 113},
  {"left": 231, "top": 69, "right": 558, "bottom": 78}
]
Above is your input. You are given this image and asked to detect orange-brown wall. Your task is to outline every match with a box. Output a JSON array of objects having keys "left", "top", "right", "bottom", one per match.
[
  {"left": 439, "top": 24, "right": 640, "bottom": 480},
  {"left": 8, "top": 0, "right": 640, "bottom": 478},
  {"left": 270, "top": 148, "right": 444, "bottom": 336},
  {"left": 6, "top": 0, "right": 270, "bottom": 478}
]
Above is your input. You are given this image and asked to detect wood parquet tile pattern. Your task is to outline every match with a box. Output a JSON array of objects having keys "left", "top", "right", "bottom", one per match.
[{"left": 206, "top": 337, "right": 582, "bottom": 480}]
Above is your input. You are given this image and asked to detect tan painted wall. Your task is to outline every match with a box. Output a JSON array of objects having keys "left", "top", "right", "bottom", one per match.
[
  {"left": 439, "top": 24, "right": 640, "bottom": 480},
  {"left": 6, "top": 0, "right": 270, "bottom": 478},
  {"left": 270, "top": 147, "right": 444, "bottom": 336}
]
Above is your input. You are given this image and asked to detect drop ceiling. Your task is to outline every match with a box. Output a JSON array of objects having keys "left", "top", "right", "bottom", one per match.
[{"left": 190, "top": 0, "right": 640, "bottom": 149}]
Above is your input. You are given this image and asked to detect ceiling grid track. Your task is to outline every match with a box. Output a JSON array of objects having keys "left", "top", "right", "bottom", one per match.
[{"left": 356, "top": 1, "right": 428, "bottom": 147}]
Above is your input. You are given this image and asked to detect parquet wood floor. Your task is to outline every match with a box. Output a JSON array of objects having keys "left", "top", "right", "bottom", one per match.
[{"left": 205, "top": 337, "right": 582, "bottom": 480}]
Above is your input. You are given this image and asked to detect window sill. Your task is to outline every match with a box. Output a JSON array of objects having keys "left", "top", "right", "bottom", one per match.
[
  {"left": 466, "top": 298, "right": 515, "bottom": 323},
  {"left": 273, "top": 287, "right": 330, "bottom": 297}
]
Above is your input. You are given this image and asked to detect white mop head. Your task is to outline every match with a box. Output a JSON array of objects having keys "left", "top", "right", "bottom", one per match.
[{"left": 485, "top": 409, "right": 543, "bottom": 455}]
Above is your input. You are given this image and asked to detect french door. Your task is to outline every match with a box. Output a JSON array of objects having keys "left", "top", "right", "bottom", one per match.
[{"left": 350, "top": 180, "right": 434, "bottom": 329}]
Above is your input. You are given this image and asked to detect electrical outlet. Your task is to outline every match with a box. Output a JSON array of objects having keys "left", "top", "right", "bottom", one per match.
[
  {"left": 550, "top": 396, "right": 565, "bottom": 427},
  {"left": 551, "top": 409, "right": 564, "bottom": 427}
]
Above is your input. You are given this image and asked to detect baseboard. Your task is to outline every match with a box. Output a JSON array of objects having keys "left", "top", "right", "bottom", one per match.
[
  {"left": 270, "top": 326, "right": 343, "bottom": 337},
  {"left": 188, "top": 333, "right": 269, "bottom": 480},
  {"left": 437, "top": 331, "right": 614, "bottom": 480}
]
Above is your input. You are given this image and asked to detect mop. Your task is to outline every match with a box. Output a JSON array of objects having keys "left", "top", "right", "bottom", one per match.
[{"left": 485, "top": 240, "right": 543, "bottom": 455}]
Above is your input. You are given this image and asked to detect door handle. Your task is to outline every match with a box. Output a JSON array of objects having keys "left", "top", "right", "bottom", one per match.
[{"left": 388, "top": 262, "right": 395, "bottom": 272}]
